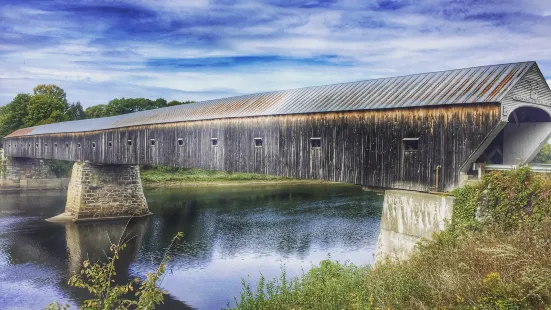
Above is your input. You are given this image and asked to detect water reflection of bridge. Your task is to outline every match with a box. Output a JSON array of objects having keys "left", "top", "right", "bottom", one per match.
[{"left": 2, "top": 186, "right": 382, "bottom": 308}]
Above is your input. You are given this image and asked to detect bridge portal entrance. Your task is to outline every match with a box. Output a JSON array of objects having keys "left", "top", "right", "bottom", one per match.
[
  {"left": 502, "top": 107, "right": 551, "bottom": 165},
  {"left": 463, "top": 105, "right": 551, "bottom": 179}
]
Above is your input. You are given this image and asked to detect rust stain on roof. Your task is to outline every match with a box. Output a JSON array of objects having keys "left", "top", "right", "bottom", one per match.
[{"left": 6, "top": 127, "right": 35, "bottom": 137}]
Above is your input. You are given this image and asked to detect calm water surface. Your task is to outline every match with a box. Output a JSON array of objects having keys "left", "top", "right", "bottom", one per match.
[{"left": 0, "top": 183, "right": 383, "bottom": 309}]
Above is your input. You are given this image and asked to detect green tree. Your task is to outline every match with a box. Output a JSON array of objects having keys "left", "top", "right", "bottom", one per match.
[
  {"left": 25, "top": 84, "right": 70, "bottom": 126},
  {"left": 168, "top": 100, "right": 194, "bottom": 106},
  {"left": 67, "top": 102, "right": 85, "bottom": 120},
  {"left": 84, "top": 98, "right": 194, "bottom": 119},
  {"left": 104, "top": 98, "right": 141, "bottom": 116},
  {"left": 104, "top": 98, "right": 174, "bottom": 116},
  {"left": 85, "top": 104, "right": 108, "bottom": 119},
  {"left": 0, "top": 93, "right": 31, "bottom": 138},
  {"left": 153, "top": 98, "right": 168, "bottom": 109},
  {"left": 533, "top": 143, "right": 551, "bottom": 164}
]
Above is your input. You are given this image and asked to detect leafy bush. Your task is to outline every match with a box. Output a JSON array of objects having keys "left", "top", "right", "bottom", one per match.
[
  {"left": 451, "top": 166, "right": 551, "bottom": 231},
  {"left": 44, "top": 159, "right": 74, "bottom": 177}
]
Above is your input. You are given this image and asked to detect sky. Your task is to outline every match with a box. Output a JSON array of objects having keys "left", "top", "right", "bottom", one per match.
[{"left": 1, "top": 0, "right": 551, "bottom": 108}]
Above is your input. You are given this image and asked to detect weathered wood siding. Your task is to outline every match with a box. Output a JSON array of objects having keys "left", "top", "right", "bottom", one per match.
[{"left": 3, "top": 104, "right": 501, "bottom": 191}]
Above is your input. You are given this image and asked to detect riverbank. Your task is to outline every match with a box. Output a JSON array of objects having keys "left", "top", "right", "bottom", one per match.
[
  {"left": 0, "top": 163, "right": 329, "bottom": 191},
  {"left": 140, "top": 166, "right": 326, "bottom": 188},
  {"left": 229, "top": 167, "right": 551, "bottom": 310}
]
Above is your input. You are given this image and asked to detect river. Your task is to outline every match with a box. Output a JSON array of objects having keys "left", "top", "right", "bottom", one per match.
[{"left": 0, "top": 183, "right": 383, "bottom": 309}]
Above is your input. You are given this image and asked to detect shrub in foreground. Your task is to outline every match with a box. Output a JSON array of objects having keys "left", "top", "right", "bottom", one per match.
[{"left": 47, "top": 232, "right": 183, "bottom": 310}]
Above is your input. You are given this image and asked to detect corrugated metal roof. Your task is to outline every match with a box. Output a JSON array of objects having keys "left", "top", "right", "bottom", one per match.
[{"left": 6, "top": 61, "right": 536, "bottom": 137}]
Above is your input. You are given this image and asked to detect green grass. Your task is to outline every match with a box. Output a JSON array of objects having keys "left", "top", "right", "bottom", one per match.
[
  {"left": 227, "top": 168, "right": 551, "bottom": 310},
  {"left": 140, "top": 166, "right": 297, "bottom": 183},
  {"left": 230, "top": 221, "right": 551, "bottom": 310}
]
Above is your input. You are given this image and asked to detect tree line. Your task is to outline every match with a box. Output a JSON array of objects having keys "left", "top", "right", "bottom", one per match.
[{"left": 0, "top": 84, "right": 193, "bottom": 139}]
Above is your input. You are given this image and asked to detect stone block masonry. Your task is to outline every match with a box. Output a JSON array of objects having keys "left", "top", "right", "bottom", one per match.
[
  {"left": 0, "top": 156, "right": 68, "bottom": 190},
  {"left": 5, "top": 157, "right": 56, "bottom": 179},
  {"left": 51, "top": 162, "right": 151, "bottom": 222},
  {"left": 376, "top": 190, "right": 454, "bottom": 261}
]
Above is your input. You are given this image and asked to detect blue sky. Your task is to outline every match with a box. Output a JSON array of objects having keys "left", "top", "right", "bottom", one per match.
[{"left": 1, "top": 0, "right": 551, "bottom": 107}]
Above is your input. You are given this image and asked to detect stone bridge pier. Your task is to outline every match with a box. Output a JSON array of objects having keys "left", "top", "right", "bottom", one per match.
[{"left": 48, "top": 162, "right": 151, "bottom": 222}]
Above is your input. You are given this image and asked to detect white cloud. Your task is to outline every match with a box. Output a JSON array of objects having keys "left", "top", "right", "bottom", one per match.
[{"left": 1, "top": 0, "right": 551, "bottom": 107}]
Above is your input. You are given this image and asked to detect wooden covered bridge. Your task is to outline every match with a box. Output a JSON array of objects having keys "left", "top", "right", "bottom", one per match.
[{"left": 2, "top": 61, "right": 551, "bottom": 221}]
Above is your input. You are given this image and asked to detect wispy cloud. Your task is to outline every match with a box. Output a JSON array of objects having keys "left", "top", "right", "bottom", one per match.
[{"left": 1, "top": 0, "right": 551, "bottom": 107}]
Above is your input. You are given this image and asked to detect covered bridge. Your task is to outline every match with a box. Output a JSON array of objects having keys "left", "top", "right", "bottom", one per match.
[{"left": 3, "top": 61, "right": 551, "bottom": 195}]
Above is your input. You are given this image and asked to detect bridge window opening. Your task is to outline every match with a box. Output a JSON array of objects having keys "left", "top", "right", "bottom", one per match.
[
  {"left": 92, "top": 142, "right": 96, "bottom": 148},
  {"left": 28, "top": 143, "right": 30, "bottom": 147},
  {"left": 78, "top": 143, "right": 81, "bottom": 148},
  {"left": 66, "top": 143, "right": 69, "bottom": 147},
  {"left": 150, "top": 139, "right": 156, "bottom": 146},
  {"left": 178, "top": 138, "right": 184, "bottom": 146},
  {"left": 254, "top": 138, "right": 263, "bottom": 147},
  {"left": 211, "top": 138, "right": 218, "bottom": 146},
  {"left": 45, "top": 143, "right": 47, "bottom": 147},
  {"left": 127, "top": 140, "right": 132, "bottom": 146},
  {"left": 403, "top": 138, "right": 419, "bottom": 152},
  {"left": 54, "top": 143, "right": 57, "bottom": 147},
  {"left": 310, "top": 138, "right": 321, "bottom": 149},
  {"left": 108, "top": 141, "right": 112, "bottom": 147},
  {"left": 35, "top": 143, "right": 38, "bottom": 148}
]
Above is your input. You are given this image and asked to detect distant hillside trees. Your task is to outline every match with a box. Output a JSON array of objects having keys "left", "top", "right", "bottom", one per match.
[
  {"left": 84, "top": 98, "right": 194, "bottom": 119},
  {"left": 84, "top": 104, "right": 107, "bottom": 119},
  {"left": 0, "top": 84, "right": 194, "bottom": 139}
]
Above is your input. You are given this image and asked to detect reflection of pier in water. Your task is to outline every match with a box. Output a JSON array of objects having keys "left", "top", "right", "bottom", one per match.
[
  {"left": 2, "top": 199, "right": 193, "bottom": 310},
  {"left": 2, "top": 185, "right": 383, "bottom": 309},
  {"left": 62, "top": 218, "right": 193, "bottom": 309},
  {"left": 64, "top": 219, "right": 147, "bottom": 275}
]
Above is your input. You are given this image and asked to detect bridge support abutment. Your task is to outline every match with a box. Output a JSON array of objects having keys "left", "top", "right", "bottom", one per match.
[
  {"left": 376, "top": 190, "right": 454, "bottom": 261},
  {"left": 48, "top": 162, "right": 151, "bottom": 222},
  {"left": 0, "top": 156, "right": 68, "bottom": 190}
]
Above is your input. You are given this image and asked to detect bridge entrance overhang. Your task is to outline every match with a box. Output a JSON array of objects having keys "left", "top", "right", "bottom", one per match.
[{"left": 461, "top": 105, "right": 551, "bottom": 177}]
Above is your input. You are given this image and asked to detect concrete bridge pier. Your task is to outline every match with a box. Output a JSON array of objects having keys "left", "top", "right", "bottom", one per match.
[
  {"left": 48, "top": 162, "right": 151, "bottom": 222},
  {"left": 376, "top": 190, "right": 455, "bottom": 261},
  {"left": 0, "top": 156, "right": 68, "bottom": 190}
]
